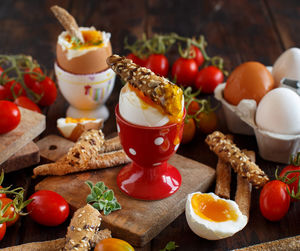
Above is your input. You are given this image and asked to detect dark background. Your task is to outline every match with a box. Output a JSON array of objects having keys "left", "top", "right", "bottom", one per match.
[{"left": 0, "top": 0, "right": 299, "bottom": 250}]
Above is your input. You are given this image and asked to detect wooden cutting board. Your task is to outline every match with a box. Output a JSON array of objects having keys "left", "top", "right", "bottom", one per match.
[
  {"left": 0, "top": 141, "right": 40, "bottom": 172},
  {"left": 0, "top": 107, "right": 45, "bottom": 166},
  {"left": 35, "top": 135, "right": 215, "bottom": 247}
]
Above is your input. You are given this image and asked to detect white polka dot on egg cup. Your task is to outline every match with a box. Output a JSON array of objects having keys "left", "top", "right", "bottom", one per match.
[
  {"left": 115, "top": 105, "right": 185, "bottom": 200},
  {"left": 55, "top": 63, "right": 116, "bottom": 120}
]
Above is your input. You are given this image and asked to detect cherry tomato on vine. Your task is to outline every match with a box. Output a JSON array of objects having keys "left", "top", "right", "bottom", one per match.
[
  {"left": 28, "top": 76, "right": 57, "bottom": 106},
  {"left": 196, "top": 110, "right": 218, "bottom": 134},
  {"left": 0, "top": 223, "right": 6, "bottom": 241},
  {"left": 27, "top": 190, "right": 69, "bottom": 226},
  {"left": 94, "top": 238, "right": 134, "bottom": 251},
  {"left": 126, "top": 53, "right": 147, "bottom": 67},
  {"left": 280, "top": 165, "right": 300, "bottom": 202},
  {"left": 181, "top": 118, "right": 196, "bottom": 144},
  {"left": 145, "top": 54, "right": 169, "bottom": 77},
  {"left": 0, "top": 198, "right": 19, "bottom": 227},
  {"left": 0, "top": 86, "right": 8, "bottom": 100},
  {"left": 14, "top": 96, "right": 41, "bottom": 113},
  {"left": 23, "top": 67, "right": 44, "bottom": 89},
  {"left": 4, "top": 80, "right": 26, "bottom": 100},
  {"left": 191, "top": 45, "right": 204, "bottom": 67},
  {"left": 171, "top": 58, "right": 198, "bottom": 86},
  {"left": 186, "top": 100, "right": 200, "bottom": 116},
  {"left": 195, "top": 66, "right": 224, "bottom": 93},
  {"left": 259, "top": 180, "right": 290, "bottom": 221},
  {"left": 0, "top": 186, "right": 6, "bottom": 199},
  {"left": 0, "top": 101, "right": 21, "bottom": 134}
]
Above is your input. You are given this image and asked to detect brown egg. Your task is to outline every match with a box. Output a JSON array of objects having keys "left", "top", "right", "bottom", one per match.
[
  {"left": 224, "top": 62, "right": 274, "bottom": 106},
  {"left": 57, "top": 42, "right": 112, "bottom": 74}
]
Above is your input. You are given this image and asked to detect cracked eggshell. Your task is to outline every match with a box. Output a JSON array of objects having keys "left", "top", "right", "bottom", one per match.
[
  {"left": 272, "top": 48, "right": 300, "bottom": 86},
  {"left": 57, "top": 118, "right": 103, "bottom": 142}
]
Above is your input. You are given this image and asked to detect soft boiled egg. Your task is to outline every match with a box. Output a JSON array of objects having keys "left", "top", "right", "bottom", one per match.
[
  {"left": 256, "top": 88, "right": 300, "bottom": 135},
  {"left": 185, "top": 192, "right": 247, "bottom": 240},
  {"left": 57, "top": 27, "right": 112, "bottom": 74},
  {"left": 57, "top": 117, "right": 103, "bottom": 141}
]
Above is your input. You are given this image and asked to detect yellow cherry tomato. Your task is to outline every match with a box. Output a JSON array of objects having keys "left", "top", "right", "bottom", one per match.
[
  {"left": 181, "top": 118, "right": 196, "bottom": 144},
  {"left": 94, "top": 238, "right": 135, "bottom": 251}
]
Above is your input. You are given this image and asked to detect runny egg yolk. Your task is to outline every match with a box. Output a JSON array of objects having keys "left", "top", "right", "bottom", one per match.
[
  {"left": 191, "top": 194, "right": 238, "bottom": 222},
  {"left": 66, "top": 30, "right": 103, "bottom": 50},
  {"left": 65, "top": 117, "right": 96, "bottom": 123},
  {"left": 128, "top": 83, "right": 183, "bottom": 125}
]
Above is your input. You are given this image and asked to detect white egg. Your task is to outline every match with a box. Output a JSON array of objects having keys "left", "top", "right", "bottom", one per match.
[
  {"left": 272, "top": 48, "right": 300, "bottom": 86},
  {"left": 119, "top": 83, "right": 170, "bottom": 127},
  {"left": 185, "top": 192, "right": 248, "bottom": 240},
  {"left": 256, "top": 88, "right": 300, "bottom": 134}
]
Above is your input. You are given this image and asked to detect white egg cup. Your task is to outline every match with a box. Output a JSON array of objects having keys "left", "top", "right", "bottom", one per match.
[{"left": 54, "top": 63, "right": 116, "bottom": 120}]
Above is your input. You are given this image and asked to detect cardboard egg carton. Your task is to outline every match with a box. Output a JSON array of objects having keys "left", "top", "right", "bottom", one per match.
[{"left": 214, "top": 83, "right": 300, "bottom": 164}]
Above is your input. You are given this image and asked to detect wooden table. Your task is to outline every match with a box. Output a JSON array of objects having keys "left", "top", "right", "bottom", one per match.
[{"left": 0, "top": 0, "right": 299, "bottom": 250}]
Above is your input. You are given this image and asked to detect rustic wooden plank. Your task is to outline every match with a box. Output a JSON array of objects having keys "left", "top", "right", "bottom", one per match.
[
  {"left": 0, "top": 142, "right": 39, "bottom": 173},
  {"left": 0, "top": 107, "right": 45, "bottom": 166}
]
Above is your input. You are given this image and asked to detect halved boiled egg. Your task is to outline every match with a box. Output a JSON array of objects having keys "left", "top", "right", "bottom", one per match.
[
  {"left": 185, "top": 192, "right": 247, "bottom": 240},
  {"left": 57, "top": 117, "right": 103, "bottom": 142}
]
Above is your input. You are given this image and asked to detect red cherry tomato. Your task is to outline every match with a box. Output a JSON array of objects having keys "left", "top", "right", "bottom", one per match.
[
  {"left": 195, "top": 66, "right": 224, "bottom": 93},
  {"left": 259, "top": 180, "right": 290, "bottom": 221},
  {"left": 27, "top": 190, "right": 69, "bottom": 226},
  {"left": 280, "top": 165, "right": 300, "bottom": 202},
  {"left": 0, "top": 186, "right": 6, "bottom": 199},
  {"left": 14, "top": 96, "right": 41, "bottom": 113},
  {"left": 145, "top": 54, "right": 169, "bottom": 77},
  {"left": 126, "top": 53, "right": 147, "bottom": 67},
  {"left": 0, "top": 100, "right": 21, "bottom": 134},
  {"left": 28, "top": 76, "right": 57, "bottom": 106},
  {"left": 0, "top": 223, "right": 6, "bottom": 241},
  {"left": 181, "top": 118, "right": 196, "bottom": 144},
  {"left": 4, "top": 80, "right": 26, "bottom": 100},
  {"left": 0, "top": 198, "right": 19, "bottom": 227},
  {"left": 186, "top": 100, "right": 200, "bottom": 116},
  {"left": 191, "top": 46, "right": 204, "bottom": 67},
  {"left": 23, "top": 67, "right": 44, "bottom": 89},
  {"left": 0, "top": 85, "right": 8, "bottom": 100},
  {"left": 196, "top": 110, "right": 218, "bottom": 134},
  {"left": 171, "top": 58, "right": 198, "bottom": 86}
]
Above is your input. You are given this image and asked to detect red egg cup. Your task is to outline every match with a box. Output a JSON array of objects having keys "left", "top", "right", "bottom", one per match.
[{"left": 115, "top": 104, "right": 185, "bottom": 200}]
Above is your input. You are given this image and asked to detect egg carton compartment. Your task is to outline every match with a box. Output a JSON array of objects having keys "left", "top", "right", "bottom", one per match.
[{"left": 214, "top": 83, "right": 300, "bottom": 164}]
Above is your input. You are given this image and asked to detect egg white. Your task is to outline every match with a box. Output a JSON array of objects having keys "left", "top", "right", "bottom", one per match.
[
  {"left": 58, "top": 27, "right": 111, "bottom": 60},
  {"left": 57, "top": 117, "right": 102, "bottom": 138},
  {"left": 185, "top": 192, "right": 248, "bottom": 240}
]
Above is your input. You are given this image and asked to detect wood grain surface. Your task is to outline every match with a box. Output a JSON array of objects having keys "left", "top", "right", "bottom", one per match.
[
  {"left": 0, "top": 142, "right": 39, "bottom": 173},
  {"left": 35, "top": 136, "right": 215, "bottom": 246},
  {"left": 0, "top": 107, "right": 45, "bottom": 166},
  {"left": 0, "top": 0, "right": 299, "bottom": 250}
]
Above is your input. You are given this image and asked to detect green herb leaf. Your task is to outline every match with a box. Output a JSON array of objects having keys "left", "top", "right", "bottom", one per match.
[
  {"left": 85, "top": 180, "right": 121, "bottom": 215},
  {"left": 160, "top": 241, "right": 179, "bottom": 251}
]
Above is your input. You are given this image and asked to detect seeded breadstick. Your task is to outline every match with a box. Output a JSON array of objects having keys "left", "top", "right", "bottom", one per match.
[
  {"left": 51, "top": 5, "right": 84, "bottom": 43},
  {"left": 33, "top": 149, "right": 130, "bottom": 176},
  {"left": 64, "top": 204, "right": 102, "bottom": 250},
  {"left": 0, "top": 229, "right": 111, "bottom": 251},
  {"left": 235, "top": 150, "right": 254, "bottom": 219},
  {"left": 205, "top": 131, "right": 269, "bottom": 188},
  {"left": 215, "top": 135, "right": 233, "bottom": 199},
  {"left": 106, "top": 54, "right": 183, "bottom": 117},
  {"left": 102, "top": 136, "right": 122, "bottom": 153}
]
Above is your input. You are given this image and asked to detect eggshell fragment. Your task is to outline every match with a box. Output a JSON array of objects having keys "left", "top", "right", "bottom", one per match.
[{"left": 57, "top": 118, "right": 103, "bottom": 142}]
